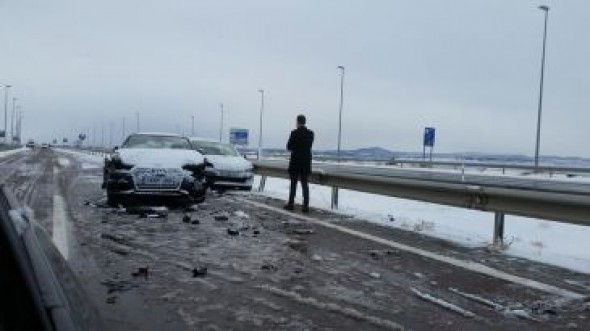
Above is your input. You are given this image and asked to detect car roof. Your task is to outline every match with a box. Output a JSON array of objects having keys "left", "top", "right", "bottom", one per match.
[
  {"left": 188, "top": 137, "right": 223, "bottom": 143},
  {"left": 128, "top": 132, "right": 185, "bottom": 138}
]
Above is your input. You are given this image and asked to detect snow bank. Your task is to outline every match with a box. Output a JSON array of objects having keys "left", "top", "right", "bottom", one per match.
[
  {"left": 254, "top": 176, "right": 590, "bottom": 274},
  {"left": 0, "top": 146, "right": 28, "bottom": 159}
]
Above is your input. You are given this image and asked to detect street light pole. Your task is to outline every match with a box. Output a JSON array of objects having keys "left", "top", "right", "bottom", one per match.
[
  {"left": 16, "top": 110, "right": 22, "bottom": 143},
  {"left": 337, "top": 66, "right": 345, "bottom": 161},
  {"left": 136, "top": 112, "right": 140, "bottom": 132},
  {"left": 122, "top": 117, "right": 126, "bottom": 141},
  {"left": 258, "top": 89, "right": 264, "bottom": 160},
  {"left": 219, "top": 103, "right": 224, "bottom": 142},
  {"left": 534, "top": 5, "right": 550, "bottom": 172},
  {"left": 11, "top": 97, "right": 17, "bottom": 143},
  {"left": 332, "top": 65, "right": 345, "bottom": 209},
  {"left": 3, "top": 85, "right": 11, "bottom": 144}
]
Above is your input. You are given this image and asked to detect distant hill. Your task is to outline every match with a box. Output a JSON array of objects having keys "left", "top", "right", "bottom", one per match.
[{"left": 237, "top": 146, "right": 590, "bottom": 167}]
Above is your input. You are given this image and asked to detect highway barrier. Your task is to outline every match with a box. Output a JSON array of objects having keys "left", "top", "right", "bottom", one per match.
[{"left": 253, "top": 160, "right": 590, "bottom": 247}]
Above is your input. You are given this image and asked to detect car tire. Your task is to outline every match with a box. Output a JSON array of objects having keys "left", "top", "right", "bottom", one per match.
[
  {"left": 106, "top": 192, "right": 121, "bottom": 207},
  {"left": 193, "top": 195, "right": 206, "bottom": 204}
]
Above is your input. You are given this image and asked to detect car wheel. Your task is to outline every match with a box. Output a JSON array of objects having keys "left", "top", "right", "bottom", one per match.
[
  {"left": 193, "top": 195, "right": 206, "bottom": 204},
  {"left": 106, "top": 192, "right": 121, "bottom": 207}
]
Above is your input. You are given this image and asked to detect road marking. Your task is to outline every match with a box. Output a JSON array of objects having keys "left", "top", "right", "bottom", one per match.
[
  {"left": 52, "top": 194, "right": 70, "bottom": 260},
  {"left": 243, "top": 199, "right": 585, "bottom": 300}
]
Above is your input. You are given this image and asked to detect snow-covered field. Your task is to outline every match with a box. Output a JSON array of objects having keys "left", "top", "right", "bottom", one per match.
[
  {"left": 254, "top": 176, "right": 590, "bottom": 274},
  {"left": 57, "top": 149, "right": 590, "bottom": 274},
  {"left": 0, "top": 146, "right": 28, "bottom": 159}
]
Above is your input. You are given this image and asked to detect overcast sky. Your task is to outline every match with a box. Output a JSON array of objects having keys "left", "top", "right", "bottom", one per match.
[{"left": 0, "top": 0, "right": 588, "bottom": 157}]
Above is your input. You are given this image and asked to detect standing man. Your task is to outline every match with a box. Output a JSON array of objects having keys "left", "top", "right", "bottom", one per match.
[{"left": 285, "top": 114, "right": 314, "bottom": 213}]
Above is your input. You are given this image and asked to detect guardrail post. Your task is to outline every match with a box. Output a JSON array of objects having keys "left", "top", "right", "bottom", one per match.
[
  {"left": 258, "top": 175, "right": 267, "bottom": 192},
  {"left": 493, "top": 211, "right": 505, "bottom": 248},
  {"left": 331, "top": 187, "right": 339, "bottom": 209}
]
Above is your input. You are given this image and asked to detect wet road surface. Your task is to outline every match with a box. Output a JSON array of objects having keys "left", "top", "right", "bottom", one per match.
[{"left": 2, "top": 148, "right": 590, "bottom": 330}]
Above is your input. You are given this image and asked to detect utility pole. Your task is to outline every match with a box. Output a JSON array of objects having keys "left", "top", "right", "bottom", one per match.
[
  {"left": 122, "top": 117, "right": 126, "bottom": 141},
  {"left": 258, "top": 89, "right": 264, "bottom": 160},
  {"left": 135, "top": 112, "right": 140, "bottom": 132},
  {"left": 16, "top": 109, "right": 22, "bottom": 144},
  {"left": 3, "top": 85, "right": 11, "bottom": 144},
  {"left": 332, "top": 66, "right": 345, "bottom": 209},
  {"left": 534, "top": 5, "right": 550, "bottom": 172},
  {"left": 11, "top": 97, "right": 17, "bottom": 143}
]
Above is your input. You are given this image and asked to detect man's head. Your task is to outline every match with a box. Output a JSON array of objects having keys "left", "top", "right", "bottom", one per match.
[{"left": 296, "top": 114, "right": 306, "bottom": 127}]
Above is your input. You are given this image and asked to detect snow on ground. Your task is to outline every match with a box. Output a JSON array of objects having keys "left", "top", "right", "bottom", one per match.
[
  {"left": 59, "top": 149, "right": 590, "bottom": 274},
  {"left": 254, "top": 176, "right": 590, "bottom": 274},
  {"left": 55, "top": 148, "right": 104, "bottom": 168},
  {"left": 0, "top": 146, "right": 28, "bottom": 158}
]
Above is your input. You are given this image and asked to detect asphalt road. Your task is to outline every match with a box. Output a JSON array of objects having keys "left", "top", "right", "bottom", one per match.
[{"left": 2, "top": 148, "right": 590, "bottom": 330}]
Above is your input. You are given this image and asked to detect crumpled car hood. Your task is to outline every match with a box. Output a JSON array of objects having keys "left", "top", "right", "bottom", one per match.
[
  {"left": 117, "top": 148, "right": 205, "bottom": 168},
  {"left": 205, "top": 155, "right": 252, "bottom": 171}
]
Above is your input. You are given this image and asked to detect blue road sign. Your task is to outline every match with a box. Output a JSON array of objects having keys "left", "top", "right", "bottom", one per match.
[
  {"left": 423, "top": 127, "right": 435, "bottom": 147},
  {"left": 229, "top": 128, "right": 249, "bottom": 145}
]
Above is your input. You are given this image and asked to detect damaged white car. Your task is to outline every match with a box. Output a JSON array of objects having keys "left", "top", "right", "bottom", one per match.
[
  {"left": 103, "top": 133, "right": 209, "bottom": 206},
  {"left": 189, "top": 138, "right": 253, "bottom": 191}
]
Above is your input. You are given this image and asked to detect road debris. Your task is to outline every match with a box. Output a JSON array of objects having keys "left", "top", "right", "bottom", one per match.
[
  {"left": 284, "top": 239, "right": 307, "bottom": 253},
  {"left": 182, "top": 214, "right": 192, "bottom": 223},
  {"left": 101, "top": 279, "right": 138, "bottom": 294},
  {"left": 411, "top": 287, "right": 476, "bottom": 319},
  {"left": 259, "top": 285, "right": 405, "bottom": 330},
  {"left": 131, "top": 267, "right": 149, "bottom": 279},
  {"left": 448, "top": 287, "right": 503, "bottom": 310},
  {"left": 292, "top": 228, "right": 314, "bottom": 235},
  {"left": 311, "top": 254, "right": 323, "bottom": 262},
  {"left": 192, "top": 267, "right": 208, "bottom": 278},
  {"left": 531, "top": 300, "right": 558, "bottom": 316},
  {"left": 100, "top": 232, "right": 128, "bottom": 244},
  {"left": 261, "top": 263, "right": 278, "bottom": 272},
  {"left": 234, "top": 210, "right": 250, "bottom": 219},
  {"left": 369, "top": 272, "right": 381, "bottom": 279},
  {"left": 214, "top": 215, "right": 229, "bottom": 222},
  {"left": 227, "top": 228, "right": 240, "bottom": 236}
]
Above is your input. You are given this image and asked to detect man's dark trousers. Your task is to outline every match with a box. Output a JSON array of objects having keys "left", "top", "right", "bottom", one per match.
[{"left": 288, "top": 170, "right": 309, "bottom": 207}]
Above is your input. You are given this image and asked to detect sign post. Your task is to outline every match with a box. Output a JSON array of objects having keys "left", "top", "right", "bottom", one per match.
[
  {"left": 229, "top": 128, "right": 249, "bottom": 146},
  {"left": 423, "top": 127, "right": 436, "bottom": 164}
]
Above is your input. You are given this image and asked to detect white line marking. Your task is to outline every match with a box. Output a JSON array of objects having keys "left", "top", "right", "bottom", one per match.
[
  {"left": 52, "top": 194, "right": 70, "bottom": 260},
  {"left": 243, "top": 199, "right": 585, "bottom": 300}
]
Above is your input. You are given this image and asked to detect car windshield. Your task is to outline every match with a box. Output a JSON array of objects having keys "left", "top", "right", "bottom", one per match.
[
  {"left": 122, "top": 135, "right": 191, "bottom": 149},
  {"left": 191, "top": 140, "right": 238, "bottom": 156}
]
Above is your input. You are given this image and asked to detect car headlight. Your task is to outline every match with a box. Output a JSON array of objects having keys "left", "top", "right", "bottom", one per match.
[{"left": 111, "top": 156, "right": 134, "bottom": 170}]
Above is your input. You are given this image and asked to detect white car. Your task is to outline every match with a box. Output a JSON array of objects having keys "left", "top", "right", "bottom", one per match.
[
  {"left": 189, "top": 138, "right": 253, "bottom": 191},
  {"left": 103, "top": 133, "right": 209, "bottom": 206}
]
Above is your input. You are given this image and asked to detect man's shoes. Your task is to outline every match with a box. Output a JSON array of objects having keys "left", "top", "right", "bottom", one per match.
[
  {"left": 302, "top": 205, "right": 310, "bottom": 213},
  {"left": 283, "top": 203, "right": 295, "bottom": 211}
]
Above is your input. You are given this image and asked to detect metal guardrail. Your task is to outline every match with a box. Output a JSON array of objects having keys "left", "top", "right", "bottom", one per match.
[
  {"left": 253, "top": 160, "right": 590, "bottom": 246},
  {"left": 390, "top": 159, "right": 590, "bottom": 175}
]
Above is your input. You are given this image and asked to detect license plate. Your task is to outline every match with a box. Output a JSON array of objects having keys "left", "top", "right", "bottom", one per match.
[{"left": 138, "top": 175, "right": 177, "bottom": 186}]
